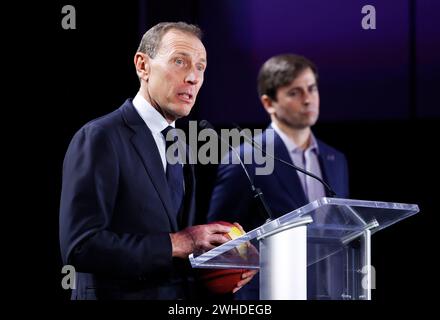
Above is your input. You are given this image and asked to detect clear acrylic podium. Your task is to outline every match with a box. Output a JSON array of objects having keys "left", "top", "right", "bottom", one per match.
[{"left": 189, "top": 197, "right": 419, "bottom": 300}]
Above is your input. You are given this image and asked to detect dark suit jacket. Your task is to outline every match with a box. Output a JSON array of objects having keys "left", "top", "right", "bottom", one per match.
[
  {"left": 208, "top": 127, "right": 349, "bottom": 299},
  {"left": 59, "top": 99, "right": 197, "bottom": 300}
]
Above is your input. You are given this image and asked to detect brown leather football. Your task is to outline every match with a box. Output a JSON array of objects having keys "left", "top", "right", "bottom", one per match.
[{"left": 197, "top": 221, "right": 246, "bottom": 294}]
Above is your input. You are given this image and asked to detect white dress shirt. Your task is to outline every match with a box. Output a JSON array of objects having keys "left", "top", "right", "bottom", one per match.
[
  {"left": 271, "top": 122, "right": 326, "bottom": 202},
  {"left": 132, "top": 93, "right": 175, "bottom": 172}
]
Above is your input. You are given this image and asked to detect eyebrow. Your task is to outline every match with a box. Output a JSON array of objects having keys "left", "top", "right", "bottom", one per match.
[{"left": 174, "top": 51, "right": 207, "bottom": 64}]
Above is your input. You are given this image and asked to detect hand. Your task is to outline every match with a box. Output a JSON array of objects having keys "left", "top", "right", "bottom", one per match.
[
  {"left": 232, "top": 269, "right": 259, "bottom": 293},
  {"left": 170, "top": 223, "right": 232, "bottom": 258}
]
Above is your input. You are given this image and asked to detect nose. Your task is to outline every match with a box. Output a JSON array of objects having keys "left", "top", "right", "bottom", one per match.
[
  {"left": 185, "top": 67, "right": 200, "bottom": 85},
  {"left": 303, "top": 91, "right": 311, "bottom": 106}
]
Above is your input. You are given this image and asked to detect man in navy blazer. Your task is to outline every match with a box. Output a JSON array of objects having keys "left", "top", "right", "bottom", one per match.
[
  {"left": 208, "top": 54, "right": 349, "bottom": 300},
  {"left": 59, "top": 22, "right": 256, "bottom": 300}
]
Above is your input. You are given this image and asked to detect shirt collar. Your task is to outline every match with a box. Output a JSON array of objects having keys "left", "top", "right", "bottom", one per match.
[
  {"left": 270, "top": 121, "right": 319, "bottom": 154},
  {"left": 132, "top": 92, "right": 175, "bottom": 135}
]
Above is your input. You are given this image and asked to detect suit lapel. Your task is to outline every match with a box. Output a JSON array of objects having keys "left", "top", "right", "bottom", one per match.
[
  {"left": 121, "top": 100, "right": 178, "bottom": 231},
  {"left": 268, "top": 128, "right": 308, "bottom": 207}
]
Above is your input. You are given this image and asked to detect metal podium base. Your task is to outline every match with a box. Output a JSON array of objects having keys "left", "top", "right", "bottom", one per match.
[{"left": 258, "top": 216, "right": 313, "bottom": 300}]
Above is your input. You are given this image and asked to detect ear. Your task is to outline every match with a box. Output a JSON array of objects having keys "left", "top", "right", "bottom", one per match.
[
  {"left": 261, "top": 94, "right": 275, "bottom": 115},
  {"left": 134, "top": 52, "right": 150, "bottom": 82}
]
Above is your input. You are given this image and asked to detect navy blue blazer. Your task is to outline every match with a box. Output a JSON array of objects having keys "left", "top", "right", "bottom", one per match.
[
  {"left": 207, "top": 127, "right": 349, "bottom": 299},
  {"left": 59, "top": 99, "right": 197, "bottom": 300}
]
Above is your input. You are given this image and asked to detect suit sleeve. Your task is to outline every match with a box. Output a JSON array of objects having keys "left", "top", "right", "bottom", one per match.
[{"left": 59, "top": 124, "right": 172, "bottom": 279}]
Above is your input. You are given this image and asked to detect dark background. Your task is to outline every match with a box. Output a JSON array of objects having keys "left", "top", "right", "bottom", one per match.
[{"left": 21, "top": 0, "right": 439, "bottom": 305}]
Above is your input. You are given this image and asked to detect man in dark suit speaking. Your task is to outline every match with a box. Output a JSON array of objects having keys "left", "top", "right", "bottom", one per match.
[
  {"left": 59, "top": 22, "right": 255, "bottom": 300},
  {"left": 208, "top": 54, "right": 350, "bottom": 300}
]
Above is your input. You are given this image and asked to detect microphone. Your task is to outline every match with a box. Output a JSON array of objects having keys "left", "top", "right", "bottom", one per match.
[
  {"left": 233, "top": 123, "right": 336, "bottom": 197},
  {"left": 199, "top": 120, "right": 274, "bottom": 221}
]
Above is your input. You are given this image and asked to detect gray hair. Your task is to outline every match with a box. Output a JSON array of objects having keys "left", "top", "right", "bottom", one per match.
[{"left": 137, "top": 22, "right": 202, "bottom": 58}]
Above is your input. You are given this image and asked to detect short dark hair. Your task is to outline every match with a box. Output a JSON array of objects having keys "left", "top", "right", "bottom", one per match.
[
  {"left": 137, "top": 22, "right": 203, "bottom": 58},
  {"left": 257, "top": 54, "right": 318, "bottom": 100}
]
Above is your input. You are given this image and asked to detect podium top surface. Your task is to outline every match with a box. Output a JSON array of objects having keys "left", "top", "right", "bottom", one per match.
[{"left": 189, "top": 197, "right": 419, "bottom": 269}]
